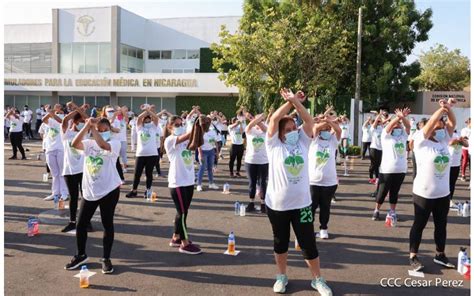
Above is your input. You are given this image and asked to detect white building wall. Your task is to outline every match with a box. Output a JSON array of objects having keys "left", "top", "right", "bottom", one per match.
[
  {"left": 120, "top": 8, "right": 148, "bottom": 49},
  {"left": 145, "top": 59, "right": 200, "bottom": 73},
  {"left": 58, "top": 7, "right": 112, "bottom": 43},
  {"left": 5, "top": 24, "right": 52, "bottom": 44}
]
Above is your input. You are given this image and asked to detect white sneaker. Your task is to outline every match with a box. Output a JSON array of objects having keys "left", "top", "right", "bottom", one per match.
[
  {"left": 311, "top": 277, "right": 332, "bottom": 296},
  {"left": 44, "top": 194, "right": 55, "bottom": 201},
  {"left": 123, "top": 168, "right": 128, "bottom": 173},
  {"left": 273, "top": 274, "right": 288, "bottom": 293},
  {"left": 196, "top": 185, "right": 203, "bottom": 192},
  {"left": 60, "top": 195, "right": 69, "bottom": 201},
  {"left": 319, "top": 229, "right": 329, "bottom": 239},
  {"left": 450, "top": 200, "right": 456, "bottom": 208},
  {"left": 120, "top": 180, "right": 126, "bottom": 185},
  {"left": 154, "top": 174, "right": 159, "bottom": 178},
  {"left": 209, "top": 183, "right": 219, "bottom": 190}
]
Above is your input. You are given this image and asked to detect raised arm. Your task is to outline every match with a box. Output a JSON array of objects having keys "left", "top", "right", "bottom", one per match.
[
  {"left": 62, "top": 110, "right": 78, "bottom": 133},
  {"left": 422, "top": 100, "right": 450, "bottom": 139},
  {"left": 246, "top": 113, "right": 266, "bottom": 133},
  {"left": 71, "top": 118, "right": 93, "bottom": 150},
  {"left": 267, "top": 89, "right": 293, "bottom": 138},
  {"left": 289, "top": 90, "right": 313, "bottom": 138}
]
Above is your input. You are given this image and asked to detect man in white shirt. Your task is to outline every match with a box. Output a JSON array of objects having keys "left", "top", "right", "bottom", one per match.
[{"left": 22, "top": 105, "right": 34, "bottom": 140}]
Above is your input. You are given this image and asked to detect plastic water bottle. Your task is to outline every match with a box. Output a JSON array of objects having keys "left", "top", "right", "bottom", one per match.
[
  {"left": 458, "top": 247, "right": 468, "bottom": 274},
  {"left": 151, "top": 192, "right": 158, "bottom": 202},
  {"left": 58, "top": 198, "right": 65, "bottom": 210},
  {"left": 223, "top": 183, "right": 230, "bottom": 194},
  {"left": 145, "top": 189, "right": 152, "bottom": 201},
  {"left": 234, "top": 202, "right": 240, "bottom": 215},
  {"left": 79, "top": 265, "right": 89, "bottom": 288},
  {"left": 463, "top": 201, "right": 470, "bottom": 217},
  {"left": 295, "top": 238, "right": 301, "bottom": 250},
  {"left": 227, "top": 232, "right": 235, "bottom": 254},
  {"left": 457, "top": 202, "right": 463, "bottom": 216},
  {"left": 42, "top": 173, "right": 49, "bottom": 182},
  {"left": 53, "top": 195, "right": 59, "bottom": 210},
  {"left": 239, "top": 204, "right": 246, "bottom": 216},
  {"left": 27, "top": 217, "right": 35, "bottom": 237}
]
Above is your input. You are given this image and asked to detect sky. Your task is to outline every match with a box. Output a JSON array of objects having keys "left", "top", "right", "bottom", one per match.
[{"left": 2, "top": 0, "right": 470, "bottom": 63}]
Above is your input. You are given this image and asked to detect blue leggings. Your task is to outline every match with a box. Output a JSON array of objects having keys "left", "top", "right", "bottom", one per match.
[{"left": 197, "top": 149, "right": 215, "bottom": 185}]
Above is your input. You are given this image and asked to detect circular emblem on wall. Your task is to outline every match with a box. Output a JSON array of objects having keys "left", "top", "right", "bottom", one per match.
[{"left": 76, "top": 15, "right": 95, "bottom": 37}]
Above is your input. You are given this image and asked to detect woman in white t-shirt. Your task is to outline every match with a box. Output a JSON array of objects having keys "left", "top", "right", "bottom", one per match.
[
  {"left": 125, "top": 107, "right": 159, "bottom": 198},
  {"left": 265, "top": 88, "right": 332, "bottom": 295},
  {"left": 409, "top": 98, "right": 457, "bottom": 272},
  {"left": 309, "top": 113, "right": 341, "bottom": 240},
  {"left": 60, "top": 102, "right": 89, "bottom": 233},
  {"left": 42, "top": 104, "right": 69, "bottom": 201},
  {"left": 65, "top": 118, "right": 121, "bottom": 274},
  {"left": 371, "top": 108, "right": 411, "bottom": 222},
  {"left": 244, "top": 113, "right": 268, "bottom": 213},
  {"left": 129, "top": 114, "right": 137, "bottom": 152},
  {"left": 338, "top": 115, "right": 350, "bottom": 158},
  {"left": 163, "top": 115, "right": 202, "bottom": 255},
  {"left": 109, "top": 106, "right": 129, "bottom": 172},
  {"left": 102, "top": 106, "right": 125, "bottom": 182},
  {"left": 361, "top": 117, "right": 372, "bottom": 159},
  {"left": 196, "top": 117, "right": 219, "bottom": 192},
  {"left": 228, "top": 117, "right": 245, "bottom": 177},
  {"left": 448, "top": 130, "right": 467, "bottom": 206},
  {"left": 5, "top": 108, "right": 26, "bottom": 160},
  {"left": 368, "top": 111, "right": 388, "bottom": 185}
]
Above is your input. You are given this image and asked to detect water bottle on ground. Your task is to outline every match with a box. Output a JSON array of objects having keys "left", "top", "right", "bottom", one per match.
[
  {"left": 223, "top": 183, "right": 230, "bottom": 194},
  {"left": 27, "top": 217, "right": 35, "bottom": 237},
  {"left": 457, "top": 202, "right": 463, "bottom": 216},
  {"left": 79, "top": 265, "right": 89, "bottom": 288},
  {"left": 58, "top": 198, "right": 65, "bottom": 210},
  {"left": 151, "top": 192, "right": 157, "bottom": 202},
  {"left": 227, "top": 232, "right": 235, "bottom": 254},
  {"left": 240, "top": 204, "right": 246, "bottom": 216},
  {"left": 458, "top": 247, "right": 468, "bottom": 274},
  {"left": 462, "top": 201, "right": 470, "bottom": 217},
  {"left": 234, "top": 202, "right": 240, "bottom": 215},
  {"left": 53, "top": 195, "right": 59, "bottom": 210}
]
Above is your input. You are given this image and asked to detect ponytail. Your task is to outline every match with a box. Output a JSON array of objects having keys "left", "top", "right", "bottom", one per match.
[{"left": 187, "top": 115, "right": 206, "bottom": 150}]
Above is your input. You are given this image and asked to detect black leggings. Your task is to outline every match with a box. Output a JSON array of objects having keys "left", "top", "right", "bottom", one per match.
[
  {"left": 340, "top": 138, "right": 349, "bottom": 158},
  {"left": 155, "top": 148, "right": 161, "bottom": 175},
  {"left": 9, "top": 132, "right": 25, "bottom": 158},
  {"left": 245, "top": 163, "right": 268, "bottom": 200},
  {"left": 214, "top": 142, "right": 223, "bottom": 166},
  {"left": 77, "top": 187, "right": 120, "bottom": 259},
  {"left": 64, "top": 173, "right": 83, "bottom": 222},
  {"left": 409, "top": 194, "right": 449, "bottom": 254},
  {"left": 362, "top": 142, "right": 371, "bottom": 158},
  {"left": 229, "top": 144, "right": 244, "bottom": 174},
  {"left": 449, "top": 166, "right": 460, "bottom": 200},
  {"left": 133, "top": 155, "right": 159, "bottom": 190},
  {"left": 266, "top": 206, "right": 318, "bottom": 260},
  {"left": 23, "top": 122, "right": 33, "bottom": 138},
  {"left": 369, "top": 148, "right": 382, "bottom": 179},
  {"left": 310, "top": 185, "right": 338, "bottom": 230},
  {"left": 375, "top": 173, "right": 405, "bottom": 205},
  {"left": 116, "top": 158, "right": 124, "bottom": 181},
  {"left": 170, "top": 185, "right": 194, "bottom": 240}
]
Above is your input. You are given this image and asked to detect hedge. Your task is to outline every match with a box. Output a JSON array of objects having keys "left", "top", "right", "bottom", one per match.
[
  {"left": 175, "top": 96, "right": 239, "bottom": 119},
  {"left": 339, "top": 145, "right": 361, "bottom": 156}
]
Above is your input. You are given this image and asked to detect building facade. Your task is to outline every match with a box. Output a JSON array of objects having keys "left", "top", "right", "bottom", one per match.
[{"left": 4, "top": 5, "right": 239, "bottom": 118}]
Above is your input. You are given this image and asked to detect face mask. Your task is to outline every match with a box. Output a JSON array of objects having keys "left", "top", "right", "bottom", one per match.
[
  {"left": 107, "top": 111, "right": 114, "bottom": 118},
  {"left": 100, "top": 131, "right": 111, "bottom": 142},
  {"left": 433, "top": 129, "right": 446, "bottom": 142},
  {"left": 162, "top": 116, "right": 168, "bottom": 120},
  {"left": 173, "top": 126, "right": 185, "bottom": 136},
  {"left": 191, "top": 115, "right": 197, "bottom": 121},
  {"left": 76, "top": 122, "right": 85, "bottom": 130},
  {"left": 212, "top": 120, "right": 218, "bottom": 125},
  {"left": 320, "top": 130, "right": 331, "bottom": 140},
  {"left": 144, "top": 122, "right": 153, "bottom": 128},
  {"left": 392, "top": 128, "right": 402, "bottom": 137},
  {"left": 56, "top": 113, "right": 65, "bottom": 119},
  {"left": 285, "top": 130, "right": 299, "bottom": 146}
]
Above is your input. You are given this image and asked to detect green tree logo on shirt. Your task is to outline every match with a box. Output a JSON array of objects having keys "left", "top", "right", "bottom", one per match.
[
  {"left": 394, "top": 142, "right": 405, "bottom": 156},
  {"left": 11, "top": 122, "right": 17, "bottom": 129},
  {"left": 252, "top": 137, "right": 264, "bottom": 150},
  {"left": 140, "top": 131, "right": 151, "bottom": 143},
  {"left": 48, "top": 127, "right": 59, "bottom": 139},
  {"left": 434, "top": 154, "right": 450, "bottom": 174},
  {"left": 209, "top": 138, "right": 216, "bottom": 145},
  {"left": 284, "top": 155, "right": 304, "bottom": 176},
  {"left": 86, "top": 156, "right": 104, "bottom": 177},
  {"left": 316, "top": 149, "right": 330, "bottom": 167},
  {"left": 181, "top": 149, "right": 193, "bottom": 167},
  {"left": 451, "top": 143, "right": 462, "bottom": 153}
]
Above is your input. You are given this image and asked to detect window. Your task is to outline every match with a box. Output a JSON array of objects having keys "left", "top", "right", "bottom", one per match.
[
  {"left": 183, "top": 69, "right": 195, "bottom": 73},
  {"left": 187, "top": 50, "right": 199, "bottom": 59},
  {"left": 85, "top": 96, "right": 96, "bottom": 107},
  {"left": 59, "top": 96, "right": 72, "bottom": 106},
  {"left": 99, "top": 43, "right": 111, "bottom": 73},
  {"left": 149, "top": 51, "right": 160, "bottom": 60},
  {"left": 162, "top": 69, "right": 172, "bottom": 73},
  {"left": 161, "top": 50, "right": 172, "bottom": 59},
  {"left": 172, "top": 49, "right": 186, "bottom": 59},
  {"left": 96, "top": 96, "right": 110, "bottom": 108},
  {"left": 120, "top": 44, "right": 144, "bottom": 73},
  {"left": 85, "top": 43, "right": 98, "bottom": 73},
  {"left": 73, "top": 43, "right": 85, "bottom": 73}
]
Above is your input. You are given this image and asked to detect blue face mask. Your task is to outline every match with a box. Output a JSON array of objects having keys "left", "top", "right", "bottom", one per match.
[
  {"left": 76, "top": 122, "right": 85, "bottom": 130},
  {"left": 56, "top": 113, "right": 65, "bottom": 120},
  {"left": 320, "top": 130, "right": 331, "bottom": 140},
  {"left": 144, "top": 122, "right": 153, "bottom": 129},
  {"left": 100, "top": 131, "right": 111, "bottom": 142},
  {"left": 434, "top": 129, "right": 446, "bottom": 142},
  {"left": 285, "top": 130, "right": 299, "bottom": 146},
  {"left": 107, "top": 111, "right": 114, "bottom": 118},
  {"left": 392, "top": 128, "right": 402, "bottom": 137},
  {"left": 174, "top": 126, "right": 185, "bottom": 136}
]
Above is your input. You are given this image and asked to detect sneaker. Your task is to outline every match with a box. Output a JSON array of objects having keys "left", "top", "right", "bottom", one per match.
[
  {"left": 44, "top": 194, "right": 56, "bottom": 201},
  {"left": 311, "top": 277, "right": 333, "bottom": 296},
  {"left": 8, "top": 156, "right": 17, "bottom": 160},
  {"left": 64, "top": 254, "right": 88, "bottom": 270},
  {"left": 154, "top": 174, "right": 159, "bottom": 178},
  {"left": 273, "top": 274, "right": 288, "bottom": 293},
  {"left": 461, "top": 176, "right": 467, "bottom": 182},
  {"left": 433, "top": 253, "right": 455, "bottom": 268},
  {"left": 260, "top": 203, "right": 266, "bottom": 214},
  {"left": 450, "top": 200, "right": 456, "bottom": 208},
  {"left": 319, "top": 229, "right": 329, "bottom": 239},
  {"left": 209, "top": 183, "right": 219, "bottom": 190},
  {"left": 196, "top": 185, "right": 203, "bottom": 192},
  {"left": 61, "top": 222, "right": 76, "bottom": 233},
  {"left": 123, "top": 168, "right": 128, "bottom": 173},
  {"left": 101, "top": 258, "right": 114, "bottom": 274},
  {"left": 125, "top": 191, "right": 138, "bottom": 198},
  {"left": 169, "top": 238, "right": 181, "bottom": 247},
  {"left": 230, "top": 173, "right": 235, "bottom": 178},
  {"left": 246, "top": 202, "right": 256, "bottom": 212},
  {"left": 235, "top": 172, "right": 242, "bottom": 177},
  {"left": 409, "top": 255, "right": 424, "bottom": 271},
  {"left": 179, "top": 243, "right": 202, "bottom": 255},
  {"left": 87, "top": 223, "right": 94, "bottom": 232},
  {"left": 368, "top": 178, "right": 376, "bottom": 184},
  {"left": 372, "top": 211, "right": 380, "bottom": 221},
  {"left": 21, "top": 156, "right": 27, "bottom": 160},
  {"left": 331, "top": 196, "right": 337, "bottom": 204},
  {"left": 60, "top": 195, "right": 69, "bottom": 201}
]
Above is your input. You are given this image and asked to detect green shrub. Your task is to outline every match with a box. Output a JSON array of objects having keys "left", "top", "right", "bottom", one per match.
[{"left": 339, "top": 145, "right": 361, "bottom": 156}]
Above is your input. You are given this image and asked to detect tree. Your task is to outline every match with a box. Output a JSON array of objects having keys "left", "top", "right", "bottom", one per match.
[
  {"left": 212, "top": 0, "right": 432, "bottom": 115},
  {"left": 414, "top": 44, "right": 470, "bottom": 91}
]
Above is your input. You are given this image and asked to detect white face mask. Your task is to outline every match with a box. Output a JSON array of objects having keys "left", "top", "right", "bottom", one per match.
[
  {"left": 173, "top": 126, "right": 185, "bottom": 136},
  {"left": 56, "top": 113, "right": 65, "bottom": 119},
  {"left": 285, "top": 130, "right": 299, "bottom": 146}
]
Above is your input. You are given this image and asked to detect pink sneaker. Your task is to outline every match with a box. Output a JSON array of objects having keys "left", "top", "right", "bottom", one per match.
[
  {"left": 179, "top": 243, "right": 202, "bottom": 255},
  {"left": 169, "top": 238, "right": 181, "bottom": 247}
]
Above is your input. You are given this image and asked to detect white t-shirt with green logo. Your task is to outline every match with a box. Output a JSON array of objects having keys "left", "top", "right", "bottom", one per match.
[
  {"left": 413, "top": 130, "right": 450, "bottom": 199},
  {"left": 265, "top": 129, "right": 312, "bottom": 211},
  {"left": 379, "top": 129, "right": 408, "bottom": 174},
  {"left": 340, "top": 123, "right": 350, "bottom": 139},
  {"left": 82, "top": 139, "right": 121, "bottom": 201},
  {"left": 370, "top": 125, "right": 383, "bottom": 150},
  {"left": 62, "top": 129, "right": 84, "bottom": 176},
  {"left": 201, "top": 129, "right": 218, "bottom": 151},
  {"left": 45, "top": 118, "right": 63, "bottom": 152},
  {"left": 244, "top": 127, "right": 268, "bottom": 164},
  {"left": 309, "top": 134, "right": 338, "bottom": 186},
  {"left": 448, "top": 132, "right": 463, "bottom": 167},
  {"left": 155, "top": 125, "right": 163, "bottom": 149},
  {"left": 8, "top": 116, "right": 23, "bottom": 133},
  {"left": 229, "top": 125, "right": 244, "bottom": 145},
  {"left": 136, "top": 124, "right": 159, "bottom": 157},
  {"left": 165, "top": 136, "right": 194, "bottom": 188}
]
